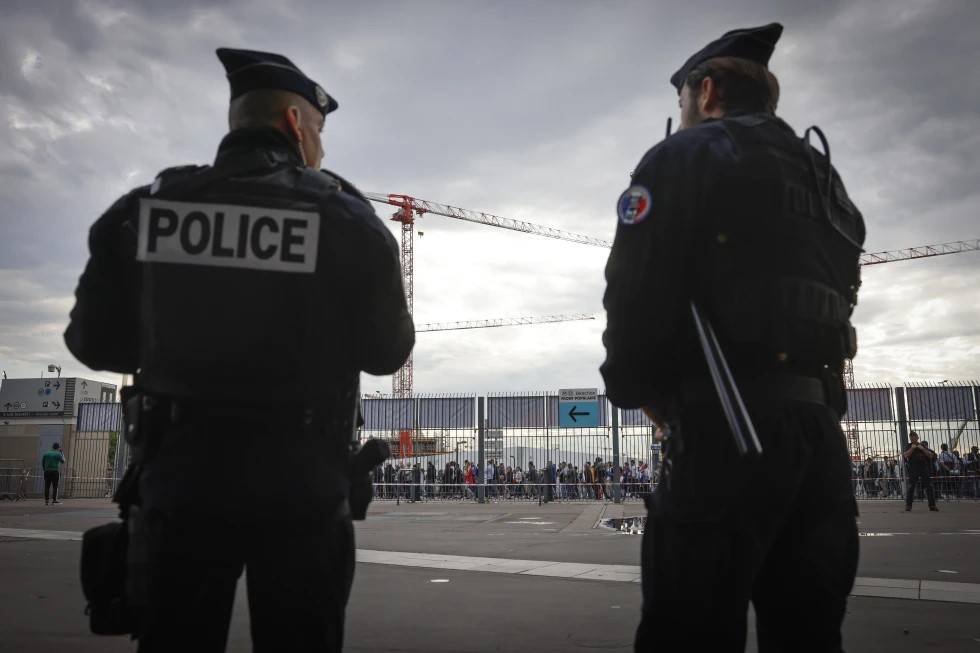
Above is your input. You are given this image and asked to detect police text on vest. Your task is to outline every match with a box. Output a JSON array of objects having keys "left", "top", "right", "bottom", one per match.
[{"left": 136, "top": 199, "right": 319, "bottom": 273}]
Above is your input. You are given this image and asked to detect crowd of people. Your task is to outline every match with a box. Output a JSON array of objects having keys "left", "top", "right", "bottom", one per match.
[
  {"left": 370, "top": 438, "right": 980, "bottom": 504},
  {"left": 852, "top": 439, "right": 980, "bottom": 500},
  {"left": 372, "top": 456, "right": 657, "bottom": 501}
]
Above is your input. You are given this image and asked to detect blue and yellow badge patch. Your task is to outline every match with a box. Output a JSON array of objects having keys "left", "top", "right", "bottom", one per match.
[{"left": 617, "top": 185, "right": 652, "bottom": 225}]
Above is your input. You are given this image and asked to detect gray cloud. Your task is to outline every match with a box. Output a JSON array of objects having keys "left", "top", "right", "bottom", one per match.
[{"left": 1, "top": 0, "right": 978, "bottom": 393}]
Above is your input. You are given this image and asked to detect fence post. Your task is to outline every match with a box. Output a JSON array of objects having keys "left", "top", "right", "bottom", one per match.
[
  {"left": 895, "top": 387, "right": 910, "bottom": 449},
  {"left": 611, "top": 403, "right": 621, "bottom": 504},
  {"left": 974, "top": 385, "right": 980, "bottom": 433},
  {"left": 112, "top": 403, "right": 128, "bottom": 497},
  {"left": 477, "top": 396, "right": 486, "bottom": 504}
]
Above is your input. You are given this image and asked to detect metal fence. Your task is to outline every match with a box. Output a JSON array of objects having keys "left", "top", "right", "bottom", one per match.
[
  {"left": 13, "top": 403, "right": 127, "bottom": 500},
  {"left": 0, "top": 459, "right": 30, "bottom": 500},
  {"left": 10, "top": 382, "right": 977, "bottom": 502},
  {"left": 362, "top": 383, "right": 980, "bottom": 503}
]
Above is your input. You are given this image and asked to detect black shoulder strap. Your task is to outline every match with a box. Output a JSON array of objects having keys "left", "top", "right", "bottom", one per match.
[{"left": 802, "top": 126, "right": 863, "bottom": 250}]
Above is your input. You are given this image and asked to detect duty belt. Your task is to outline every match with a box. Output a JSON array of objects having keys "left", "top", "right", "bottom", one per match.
[{"left": 680, "top": 372, "right": 828, "bottom": 408}]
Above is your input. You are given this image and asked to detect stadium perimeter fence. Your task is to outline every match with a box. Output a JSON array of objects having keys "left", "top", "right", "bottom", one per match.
[{"left": 4, "top": 382, "right": 978, "bottom": 502}]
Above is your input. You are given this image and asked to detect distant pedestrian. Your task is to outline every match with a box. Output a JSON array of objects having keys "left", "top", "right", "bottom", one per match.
[
  {"left": 861, "top": 457, "right": 879, "bottom": 498},
  {"left": 964, "top": 446, "right": 980, "bottom": 498},
  {"left": 42, "top": 443, "right": 66, "bottom": 505},
  {"left": 527, "top": 461, "right": 539, "bottom": 499},
  {"left": 103, "top": 463, "right": 115, "bottom": 499},
  {"left": 903, "top": 432, "right": 938, "bottom": 511},
  {"left": 884, "top": 458, "right": 901, "bottom": 498},
  {"left": 937, "top": 443, "right": 959, "bottom": 498}
]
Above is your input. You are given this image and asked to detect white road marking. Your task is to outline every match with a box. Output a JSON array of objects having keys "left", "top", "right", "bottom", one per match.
[
  {"left": 0, "top": 528, "right": 82, "bottom": 541},
  {"left": 3, "top": 527, "right": 980, "bottom": 604}
]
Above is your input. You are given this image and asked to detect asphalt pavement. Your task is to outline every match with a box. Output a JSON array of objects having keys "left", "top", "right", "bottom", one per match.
[{"left": 0, "top": 497, "right": 978, "bottom": 652}]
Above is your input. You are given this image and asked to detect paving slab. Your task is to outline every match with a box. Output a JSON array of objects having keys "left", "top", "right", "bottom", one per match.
[{"left": 920, "top": 579, "right": 980, "bottom": 604}]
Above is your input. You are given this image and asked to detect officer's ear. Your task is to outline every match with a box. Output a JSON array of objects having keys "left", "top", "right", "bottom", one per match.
[
  {"left": 284, "top": 105, "right": 312, "bottom": 166},
  {"left": 698, "top": 75, "right": 722, "bottom": 116},
  {"left": 284, "top": 105, "right": 304, "bottom": 148}
]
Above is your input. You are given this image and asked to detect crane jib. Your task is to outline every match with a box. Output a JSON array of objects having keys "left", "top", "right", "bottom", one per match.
[{"left": 363, "top": 190, "right": 978, "bottom": 397}]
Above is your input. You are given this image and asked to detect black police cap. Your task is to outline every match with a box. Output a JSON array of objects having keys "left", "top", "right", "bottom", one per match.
[
  {"left": 216, "top": 47, "right": 338, "bottom": 117},
  {"left": 670, "top": 22, "right": 783, "bottom": 92}
]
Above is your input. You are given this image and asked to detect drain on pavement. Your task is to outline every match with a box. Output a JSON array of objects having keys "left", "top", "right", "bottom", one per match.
[{"left": 598, "top": 517, "right": 645, "bottom": 535}]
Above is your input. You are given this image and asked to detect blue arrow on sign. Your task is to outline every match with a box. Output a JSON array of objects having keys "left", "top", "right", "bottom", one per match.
[{"left": 558, "top": 388, "right": 600, "bottom": 428}]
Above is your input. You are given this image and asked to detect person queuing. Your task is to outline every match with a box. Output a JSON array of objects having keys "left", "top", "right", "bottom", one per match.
[{"left": 903, "top": 432, "right": 939, "bottom": 511}]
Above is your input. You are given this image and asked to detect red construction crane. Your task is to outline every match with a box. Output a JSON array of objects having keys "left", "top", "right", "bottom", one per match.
[
  {"left": 365, "top": 191, "right": 609, "bottom": 396},
  {"left": 367, "top": 190, "right": 978, "bottom": 396}
]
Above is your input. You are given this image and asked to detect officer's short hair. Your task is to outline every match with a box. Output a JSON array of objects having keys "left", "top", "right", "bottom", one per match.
[
  {"left": 685, "top": 56, "right": 780, "bottom": 114},
  {"left": 228, "top": 88, "right": 316, "bottom": 130},
  {"left": 53, "top": 443, "right": 60, "bottom": 450}
]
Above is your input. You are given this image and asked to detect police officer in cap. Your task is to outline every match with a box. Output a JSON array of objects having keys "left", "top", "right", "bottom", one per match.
[
  {"left": 601, "top": 24, "right": 864, "bottom": 651},
  {"left": 65, "top": 48, "right": 414, "bottom": 650}
]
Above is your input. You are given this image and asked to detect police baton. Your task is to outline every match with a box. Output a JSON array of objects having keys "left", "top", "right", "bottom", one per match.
[{"left": 689, "top": 301, "right": 763, "bottom": 457}]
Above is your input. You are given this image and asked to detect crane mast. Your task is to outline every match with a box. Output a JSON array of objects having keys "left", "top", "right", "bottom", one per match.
[{"left": 386, "top": 196, "right": 423, "bottom": 397}]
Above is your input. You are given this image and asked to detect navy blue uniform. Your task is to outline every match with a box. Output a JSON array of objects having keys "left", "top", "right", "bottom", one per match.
[
  {"left": 603, "top": 113, "right": 863, "bottom": 652},
  {"left": 66, "top": 127, "right": 413, "bottom": 651}
]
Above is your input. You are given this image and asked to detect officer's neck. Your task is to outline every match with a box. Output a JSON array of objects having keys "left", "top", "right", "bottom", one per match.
[{"left": 216, "top": 127, "right": 305, "bottom": 166}]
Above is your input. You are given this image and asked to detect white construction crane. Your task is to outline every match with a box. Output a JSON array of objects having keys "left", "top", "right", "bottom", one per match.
[
  {"left": 416, "top": 313, "right": 596, "bottom": 333},
  {"left": 368, "top": 189, "right": 978, "bottom": 396}
]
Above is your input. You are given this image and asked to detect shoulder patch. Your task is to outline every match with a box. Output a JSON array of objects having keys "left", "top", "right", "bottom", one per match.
[{"left": 617, "top": 185, "right": 652, "bottom": 225}]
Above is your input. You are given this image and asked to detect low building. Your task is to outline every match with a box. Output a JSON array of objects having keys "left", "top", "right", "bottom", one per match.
[{"left": 0, "top": 377, "right": 117, "bottom": 497}]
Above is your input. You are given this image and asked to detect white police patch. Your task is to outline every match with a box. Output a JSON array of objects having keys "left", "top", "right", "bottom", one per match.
[
  {"left": 315, "top": 85, "right": 328, "bottom": 108},
  {"left": 136, "top": 199, "right": 319, "bottom": 273},
  {"left": 617, "top": 185, "right": 652, "bottom": 225}
]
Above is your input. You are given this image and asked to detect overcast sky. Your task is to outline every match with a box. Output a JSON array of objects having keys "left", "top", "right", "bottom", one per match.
[{"left": 1, "top": 0, "right": 978, "bottom": 395}]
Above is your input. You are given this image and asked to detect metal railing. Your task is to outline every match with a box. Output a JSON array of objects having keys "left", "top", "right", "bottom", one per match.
[
  {"left": 369, "top": 482, "right": 655, "bottom": 503},
  {"left": 3, "top": 381, "right": 977, "bottom": 502},
  {"left": 852, "top": 473, "right": 980, "bottom": 500},
  {"left": 0, "top": 460, "right": 30, "bottom": 500}
]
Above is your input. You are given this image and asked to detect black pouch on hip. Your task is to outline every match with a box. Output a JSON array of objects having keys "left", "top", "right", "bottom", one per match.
[{"left": 80, "top": 521, "right": 136, "bottom": 635}]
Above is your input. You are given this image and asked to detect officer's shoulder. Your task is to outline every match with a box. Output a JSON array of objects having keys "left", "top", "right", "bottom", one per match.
[
  {"left": 306, "top": 168, "right": 373, "bottom": 214},
  {"left": 94, "top": 183, "right": 153, "bottom": 228},
  {"left": 635, "top": 121, "right": 734, "bottom": 175},
  {"left": 315, "top": 169, "right": 394, "bottom": 240},
  {"left": 150, "top": 164, "right": 209, "bottom": 195},
  {"left": 318, "top": 168, "right": 371, "bottom": 204},
  {"left": 86, "top": 182, "right": 153, "bottom": 247}
]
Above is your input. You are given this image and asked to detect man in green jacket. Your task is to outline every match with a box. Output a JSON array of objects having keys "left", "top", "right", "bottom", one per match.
[{"left": 41, "top": 443, "right": 66, "bottom": 505}]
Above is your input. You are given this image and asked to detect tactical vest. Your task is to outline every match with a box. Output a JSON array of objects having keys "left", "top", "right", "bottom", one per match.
[
  {"left": 135, "top": 148, "right": 354, "bottom": 404},
  {"left": 696, "top": 114, "right": 866, "bottom": 373}
]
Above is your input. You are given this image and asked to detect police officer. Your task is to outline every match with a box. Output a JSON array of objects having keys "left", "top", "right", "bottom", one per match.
[
  {"left": 65, "top": 48, "right": 414, "bottom": 651},
  {"left": 601, "top": 24, "right": 864, "bottom": 652}
]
